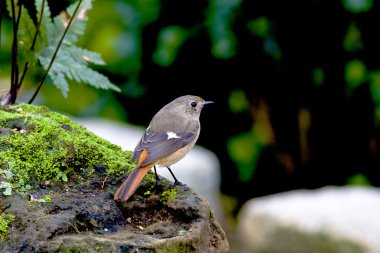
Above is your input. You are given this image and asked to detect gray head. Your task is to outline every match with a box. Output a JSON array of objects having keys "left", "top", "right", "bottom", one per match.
[{"left": 163, "top": 95, "right": 213, "bottom": 119}]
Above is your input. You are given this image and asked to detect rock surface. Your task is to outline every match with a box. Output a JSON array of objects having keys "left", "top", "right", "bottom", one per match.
[
  {"left": 235, "top": 186, "right": 380, "bottom": 253},
  {"left": 1, "top": 172, "right": 229, "bottom": 252}
]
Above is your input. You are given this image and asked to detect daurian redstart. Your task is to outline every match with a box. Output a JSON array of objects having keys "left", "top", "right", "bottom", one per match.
[{"left": 114, "top": 95, "right": 213, "bottom": 202}]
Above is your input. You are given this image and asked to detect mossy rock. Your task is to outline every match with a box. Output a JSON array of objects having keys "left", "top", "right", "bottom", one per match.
[
  {"left": 0, "top": 104, "right": 229, "bottom": 252},
  {"left": 0, "top": 103, "right": 133, "bottom": 191}
]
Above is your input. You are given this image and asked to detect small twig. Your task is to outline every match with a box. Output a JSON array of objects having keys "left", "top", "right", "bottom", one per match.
[
  {"left": 31, "top": 0, "right": 44, "bottom": 51},
  {"left": 101, "top": 175, "right": 109, "bottom": 189},
  {"left": 10, "top": 0, "right": 19, "bottom": 94},
  {"left": 15, "top": 0, "right": 22, "bottom": 26},
  {"left": 8, "top": 0, "right": 23, "bottom": 104},
  {"left": 13, "top": 1, "right": 22, "bottom": 84},
  {"left": 17, "top": 61, "right": 29, "bottom": 88},
  {"left": 28, "top": 0, "right": 83, "bottom": 104}
]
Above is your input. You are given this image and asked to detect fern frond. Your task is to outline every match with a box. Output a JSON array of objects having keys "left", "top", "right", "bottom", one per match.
[
  {"left": 35, "top": 0, "right": 120, "bottom": 98},
  {"left": 70, "top": 46, "right": 106, "bottom": 65},
  {"left": 62, "top": 0, "right": 92, "bottom": 44},
  {"left": 3, "top": 0, "right": 119, "bottom": 104}
]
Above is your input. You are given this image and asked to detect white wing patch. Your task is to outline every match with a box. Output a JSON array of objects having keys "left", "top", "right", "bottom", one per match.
[{"left": 167, "top": 131, "right": 181, "bottom": 140}]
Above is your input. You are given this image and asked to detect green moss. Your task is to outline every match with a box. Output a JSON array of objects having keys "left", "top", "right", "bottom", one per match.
[
  {"left": 160, "top": 187, "right": 178, "bottom": 205},
  {"left": 0, "top": 213, "right": 15, "bottom": 239},
  {"left": 0, "top": 103, "right": 133, "bottom": 192}
]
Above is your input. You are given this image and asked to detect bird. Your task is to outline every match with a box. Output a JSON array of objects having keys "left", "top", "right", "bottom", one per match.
[{"left": 114, "top": 95, "right": 213, "bottom": 202}]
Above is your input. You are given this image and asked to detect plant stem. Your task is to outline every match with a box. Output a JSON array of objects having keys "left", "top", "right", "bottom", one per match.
[
  {"left": 18, "top": 61, "right": 29, "bottom": 89},
  {"left": 29, "top": 0, "right": 83, "bottom": 104},
  {"left": 31, "top": 0, "right": 45, "bottom": 51},
  {"left": 9, "top": 0, "right": 19, "bottom": 104},
  {"left": 17, "top": 0, "right": 45, "bottom": 91},
  {"left": 0, "top": 0, "right": 4, "bottom": 52},
  {"left": 7, "top": 0, "right": 23, "bottom": 105}
]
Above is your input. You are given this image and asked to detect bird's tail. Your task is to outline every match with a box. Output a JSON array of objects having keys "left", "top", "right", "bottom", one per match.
[{"left": 114, "top": 166, "right": 151, "bottom": 202}]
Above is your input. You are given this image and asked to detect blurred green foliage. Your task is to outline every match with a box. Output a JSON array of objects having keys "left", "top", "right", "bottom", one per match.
[
  {"left": 312, "top": 68, "right": 325, "bottom": 87},
  {"left": 347, "top": 173, "right": 371, "bottom": 185},
  {"left": 228, "top": 131, "right": 260, "bottom": 182},
  {"left": 153, "top": 26, "right": 188, "bottom": 66},
  {"left": 343, "top": 23, "right": 363, "bottom": 52},
  {"left": 345, "top": 59, "right": 367, "bottom": 94},
  {"left": 82, "top": 0, "right": 161, "bottom": 97},
  {"left": 207, "top": 0, "right": 241, "bottom": 59},
  {"left": 342, "top": 0, "right": 373, "bottom": 13},
  {"left": 369, "top": 71, "right": 380, "bottom": 123},
  {"left": 247, "top": 16, "right": 281, "bottom": 60},
  {"left": 247, "top": 17, "right": 271, "bottom": 39},
  {"left": 228, "top": 89, "right": 250, "bottom": 113}
]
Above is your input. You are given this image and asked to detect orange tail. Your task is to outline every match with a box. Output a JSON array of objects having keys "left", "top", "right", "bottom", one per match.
[{"left": 114, "top": 166, "right": 151, "bottom": 202}]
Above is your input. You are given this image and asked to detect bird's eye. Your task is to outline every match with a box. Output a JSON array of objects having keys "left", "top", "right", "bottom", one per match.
[{"left": 190, "top": 101, "right": 197, "bottom": 108}]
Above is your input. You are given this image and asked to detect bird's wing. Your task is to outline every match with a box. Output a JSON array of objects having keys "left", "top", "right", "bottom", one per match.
[{"left": 131, "top": 127, "right": 197, "bottom": 167}]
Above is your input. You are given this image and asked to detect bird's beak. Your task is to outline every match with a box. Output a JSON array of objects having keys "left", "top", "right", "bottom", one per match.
[{"left": 202, "top": 100, "right": 214, "bottom": 106}]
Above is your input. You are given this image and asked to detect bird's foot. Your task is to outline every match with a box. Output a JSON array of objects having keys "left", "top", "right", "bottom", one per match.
[{"left": 171, "top": 180, "right": 185, "bottom": 188}]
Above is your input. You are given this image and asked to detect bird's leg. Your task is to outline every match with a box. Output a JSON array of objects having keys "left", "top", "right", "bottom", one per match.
[
  {"left": 153, "top": 165, "right": 161, "bottom": 188},
  {"left": 167, "top": 167, "right": 184, "bottom": 186}
]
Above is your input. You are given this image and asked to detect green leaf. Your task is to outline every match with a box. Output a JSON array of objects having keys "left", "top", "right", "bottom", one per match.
[
  {"left": 0, "top": 169, "right": 14, "bottom": 179},
  {"left": 41, "top": 2, "right": 85, "bottom": 46},
  {"left": 0, "top": 181, "right": 12, "bottom": 189},
  {"left": 7, "top": 162, "right": 13, "bottom": 170},
  {"left": 37, "top": 195, "right": 52, "bottom": 202},
  {"left": 3, "top": 187, "right": 12, "bottom": 196},
  {"left": 39, "top": 43, "right": 120, "bottom": 97},
  {"left": 71, "top": 64, "right": 120, "bottom": 91},
  {"left": 0, "top": 181, "right": 13, "bottom": 196},
  {"left": 5, "top": 0, "right": 11, "bottom": 15},
  {"left": 55, "top": 172, "right": 68, "bottom": 182},
  {"left": 17, "top": 5, "right": 38, "bottom": 56},
  {"left": 35, "top": 0, "right": 120, "bottom": 97},
  {"left": 5, "top": 0, "right": 37, "bottom": 62},
  {"left": 70, "top": 46, "right": 105, "bottom": 65},
  {"left": 59, "top": 0, "right": 92, "bottom": 45},
  {"left": 62, "top": 173, "right": 68, "bottom": 182},
  {"left": 38, "top": 46, "right": 70, "bottom": 97}
]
